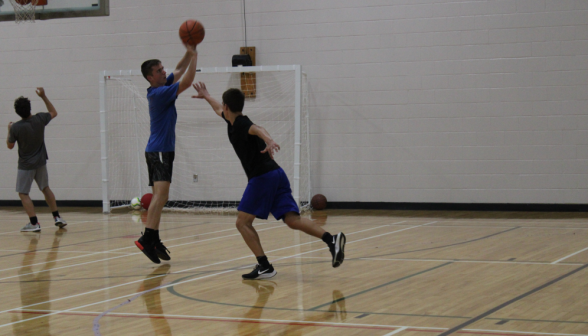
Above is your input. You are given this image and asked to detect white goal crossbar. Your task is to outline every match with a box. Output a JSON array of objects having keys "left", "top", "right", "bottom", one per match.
[{"left": 99, "top": 65, "right": 310, "bottom": 214}]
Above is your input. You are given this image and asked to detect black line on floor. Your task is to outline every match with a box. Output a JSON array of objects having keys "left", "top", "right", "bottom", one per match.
[
  {"left": 437, "top": 263, "right": 588, "bottom": 336},
  {"left": 313, "top": 262, "right": 453, "bottom": 311},
  {"left": 487, "top": 317, "right": 588, "bottom": 325},
  {"left": 365, "top": 227, "right": 520, "bottom": 259}
]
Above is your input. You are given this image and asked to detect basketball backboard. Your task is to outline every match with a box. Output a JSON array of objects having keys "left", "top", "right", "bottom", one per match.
[{"left": 0, "top": 0, "right": 108, "bottom": 21}]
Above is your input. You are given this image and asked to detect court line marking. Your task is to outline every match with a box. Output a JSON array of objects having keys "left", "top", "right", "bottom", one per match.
[
  {"left": 0, "top": 221, "right": 283, "bottom": 274},
  {"left": 463, "top": 329, "right": 588, "bottom": 336},
  {"left": 427, "top": 225, "right": 588, "bottom": 230},
  {"left": 167, "top": 252, "right": 451, "bottom": 313},
  {"left": 0, "top": 250, "right": 132, "bottom": 254},
  {"left": 308, "top": 261, "right": 452, "bottom": 311},
  {"left": 8, "top": 310, "right": 588, "bottom": 336},
  {"left": 93, "top": 221, "right": 434, "bottom": 334},
  {"left": 0, "top": 223, "right": 287, "bottom": 281},
  {"left": 0, "top": 216, "right": 261, "bottom": 257},
  {"left": 276, "top": 256, "right": 584, "bottom": 266},
  {"left": 0, "top": 219, "right": 408, "bottom": 275},
  {"left": 552, "top": 246, "right": 588, "bottom": 264},
  {"left": 0, "top": 221, "right": 408, "bottom": 321},
  {"left": 0, "top": 220, "right": 419, "bottom": 330},
  {"left": 92, "top": 221, "right": 431, "bottom": 334},
  {"left": 360, "top": 257, "right": 584, "bottom": 266},
  {"left": 4, "top": 217, "right": 582, "bottom": 275},
  {"left": 10, "top": 310, "right": 428, "bottom": 332},
  {"left": 12, "top": 218, "right": 585, "bottom": 336},
  {"left": 0, "top": 214, "right": 128, "bottom": 236},
  {"left": 363, "top": 226, "right": 520, "bottom": 260},
  {"left": 437, "top": 263, "right": 588, "bottom": 336},
  {"left": 383, "top": 326, "right": 408, "bottom": 336},
  {"left": 418, "top": 218, "right": 588, "bottom": 224}
]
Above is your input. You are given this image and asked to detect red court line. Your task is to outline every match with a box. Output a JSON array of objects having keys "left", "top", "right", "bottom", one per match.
[{"left": 9, "top": 310, "right": 564, "bottom": 336}]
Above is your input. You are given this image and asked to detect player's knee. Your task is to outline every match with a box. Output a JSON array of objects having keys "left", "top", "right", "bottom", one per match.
[
  {"left": 153, "top": 192, "right": 168, "bottom": 203},
  {"left": 283, "top": 216, "right": 301, "bottom": 230},
  {"left": 283, "top": 212, "right": 299, "bottom": 223},
  {"left": 235, "top": 220, "right": 250, "bottom": 230},
  {"left": 235, "top": 216, "right": 253, "bottom": 230},
  {"left": 157, "top": 197, "right": 169, "bottom": 207}
]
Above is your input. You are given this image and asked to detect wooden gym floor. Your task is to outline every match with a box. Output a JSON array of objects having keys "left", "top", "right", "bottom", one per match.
[{"left": 0, "top": 207, "right": 587, "bottom": 336}]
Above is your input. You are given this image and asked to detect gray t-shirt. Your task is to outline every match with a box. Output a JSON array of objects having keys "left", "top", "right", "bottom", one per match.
[{"left": 8, "top": 112, "right": 52, "bottom": 170}]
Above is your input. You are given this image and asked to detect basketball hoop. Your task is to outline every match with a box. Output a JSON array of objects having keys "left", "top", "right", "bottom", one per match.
[{"left": 8, "top": 0, "right": 39, "bottom": 23}]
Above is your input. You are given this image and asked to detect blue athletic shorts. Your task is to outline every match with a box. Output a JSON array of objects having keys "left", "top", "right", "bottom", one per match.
[{"left": 238, "top": 168, "right": 300, "bottom": 220}]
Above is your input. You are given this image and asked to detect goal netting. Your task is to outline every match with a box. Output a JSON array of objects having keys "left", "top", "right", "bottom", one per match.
[{"left": 99, "top": 65, "right": 310, "bottom": 214}]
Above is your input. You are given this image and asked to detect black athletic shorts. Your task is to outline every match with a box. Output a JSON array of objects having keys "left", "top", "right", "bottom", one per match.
[{"left": 145, "top": 151, "right": 175, "bottom": 186}]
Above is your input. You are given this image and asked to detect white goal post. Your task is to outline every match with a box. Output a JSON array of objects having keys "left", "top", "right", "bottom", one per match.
[{"left": 99, "top": 65, "right": 310, "bottom": 214}]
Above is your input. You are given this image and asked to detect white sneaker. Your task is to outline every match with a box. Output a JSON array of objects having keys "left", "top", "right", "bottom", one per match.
[
  {"left": 54, "top": 217, "right": 67, "bottom": 228},
  {"left": 21, "top": 223, "right": 41, "bottom": 232}
]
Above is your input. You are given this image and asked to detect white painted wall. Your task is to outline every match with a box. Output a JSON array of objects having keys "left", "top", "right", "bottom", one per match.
[{"left": 1, "top": 0, "right": 587, "bottom": 204}]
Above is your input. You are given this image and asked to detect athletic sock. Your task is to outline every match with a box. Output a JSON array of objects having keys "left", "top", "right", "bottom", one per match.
[
  {"left": 144, "top": 228, "right": 157, "bottom": 241},
  {"left": 256, "top": 255, "right": 271, "bottom": 268},
  {"left": 52, "top": 211, "right": 60, "bottom": 218},
  {"left": 30, "top": 216, "right": 38, "bottom": 225},
  {"left": 321, "top": 232, "right": 334, "bottom": 246}
]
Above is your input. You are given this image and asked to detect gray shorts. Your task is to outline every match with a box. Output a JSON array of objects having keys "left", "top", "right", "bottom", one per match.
[{"left": 16, "top": 165, "right": 49, "bottom": 194}]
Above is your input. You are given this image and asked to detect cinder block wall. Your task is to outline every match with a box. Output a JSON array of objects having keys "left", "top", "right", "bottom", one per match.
[{"left": 1, "top": 0, "right": 587, "bottom": 204}]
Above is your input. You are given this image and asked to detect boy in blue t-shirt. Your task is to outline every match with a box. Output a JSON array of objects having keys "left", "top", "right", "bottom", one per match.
[
  {"left": 134, "top": 45, "right": 198, "bottom": 264},
  {"left": 192, "top": 82, "right": 346, "bottom": 280}
]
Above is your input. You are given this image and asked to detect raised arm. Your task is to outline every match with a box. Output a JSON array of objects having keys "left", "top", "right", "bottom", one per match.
[
  {"left": 36, "top": 87, "right": 57, "bottom": 119},
  {"left": 177, "top": 47, "right": 198, "bottom": 95},
  {"left": 249, "top": 125, "right": 281, "bottom": 160},
  {"left": 172, "top": 45, "right": 195, "bottom": 83},
  {"left": 192, "top": 82, "right": 223, "bottom": 117},
  {"left": 6, "top": 122, "right": 14, "bottom": 150}
]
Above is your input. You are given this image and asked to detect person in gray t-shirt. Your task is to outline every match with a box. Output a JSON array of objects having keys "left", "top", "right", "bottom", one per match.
[{"left": 6, "top": 88, "right": 67, "bottom": 232}]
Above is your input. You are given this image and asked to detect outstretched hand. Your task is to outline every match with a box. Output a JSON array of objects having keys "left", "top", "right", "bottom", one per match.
[
  {"left": 191, "top": 82, "right": 209, "bottom": 99},
  {"left": 261, "top": 140, "right": 280, "bottom": 160},
  {"left": 35, "top": 87, "right": 45, "bottom": 98},
  {"left": 183, "top": 43, "right": 197, "bottom": 55}
]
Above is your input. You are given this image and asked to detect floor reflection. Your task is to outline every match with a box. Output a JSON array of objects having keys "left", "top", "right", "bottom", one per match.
[
  {"left": 278, "top": 290, "right": 347, "bottom": 335},
  {"left": 238, "top": 280, "right": 277, "bottom": 336},
  {"left": 237, "top": 280, "right": 347, "bottom": 335},
  {"left": 138, "top": 264, "right": 172, "bottom": 336},
  {"left": 310, "top": 212, "right": 328, "bottom": 226},
  {"left": 12, "top": 229, "right": 66, "bottom": 336}
]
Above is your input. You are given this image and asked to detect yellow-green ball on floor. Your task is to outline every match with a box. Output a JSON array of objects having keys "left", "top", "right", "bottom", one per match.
[{"left": 130, "top": 197, "right": 142, "bottom": 210}]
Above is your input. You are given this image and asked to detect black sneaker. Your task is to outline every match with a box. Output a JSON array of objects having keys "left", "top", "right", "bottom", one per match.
[
  {"left": 242, "top": 264, "right": 277, "bottom": 280},
  {"left": 154, "top": 239, "right": 171, "bottom": 261},
  {"left": 329, "top": 232, "right": 346, "bottom": 268},
  {"left": 135, "top": 233, "right": 161, "bottom": 264}
]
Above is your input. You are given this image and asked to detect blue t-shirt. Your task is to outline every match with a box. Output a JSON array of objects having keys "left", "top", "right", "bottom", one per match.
[{"left": 145, "top": 73, "right": 179, "bottom": 152}]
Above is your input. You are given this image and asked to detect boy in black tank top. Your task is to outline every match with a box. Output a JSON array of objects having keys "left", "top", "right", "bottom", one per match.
[{"left": 192, "top": 82, "right": 346, "bottom": 280}]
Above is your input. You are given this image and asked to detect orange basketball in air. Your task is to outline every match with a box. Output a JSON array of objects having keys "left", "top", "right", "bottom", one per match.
[{"left": 179, "top": 20, "right": 205, "bottom": 46}]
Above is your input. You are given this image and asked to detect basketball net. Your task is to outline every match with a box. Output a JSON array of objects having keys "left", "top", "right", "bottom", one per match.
[{"left": 8, "top": 0, "right": 38, "bottom": 23}]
